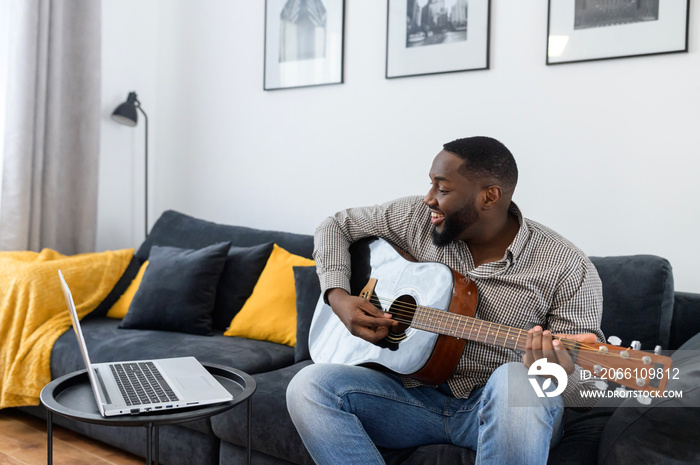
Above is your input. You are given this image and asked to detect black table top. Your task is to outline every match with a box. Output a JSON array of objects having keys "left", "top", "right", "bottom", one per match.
[{"left": 40, "top": 363, "right": 256, "bottom": 427}]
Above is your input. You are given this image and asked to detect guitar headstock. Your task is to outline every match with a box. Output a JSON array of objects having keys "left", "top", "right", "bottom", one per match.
[{"left": 572, "top": 340, "right": 672, "bottom": 394}]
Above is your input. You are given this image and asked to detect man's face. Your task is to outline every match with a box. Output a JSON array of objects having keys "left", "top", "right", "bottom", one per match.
[{"left": 424, "top": 150, "right": 481, "bottom": 247}]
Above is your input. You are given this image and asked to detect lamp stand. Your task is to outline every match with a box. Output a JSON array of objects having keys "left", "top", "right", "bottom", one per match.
[{"left": 136, "top": 103, "right": 148, "bottom": 238}]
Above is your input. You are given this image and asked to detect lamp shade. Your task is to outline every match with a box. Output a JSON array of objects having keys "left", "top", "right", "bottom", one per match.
[
  {"left": 111, "top": 92, "right": 139, "bottom": 126},
  {"left": 110, "top": 90, "right": 149, "bottom": 238}
]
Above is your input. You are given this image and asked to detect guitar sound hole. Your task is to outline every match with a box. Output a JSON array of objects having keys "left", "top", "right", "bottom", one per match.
[{"left": 386, "top": 295, "right": 416, "bottom": 343}]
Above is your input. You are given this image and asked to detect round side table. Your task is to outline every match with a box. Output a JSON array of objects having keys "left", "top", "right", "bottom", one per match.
[{"left": 40, "top": 363, "right": 256, "bottom": 465}]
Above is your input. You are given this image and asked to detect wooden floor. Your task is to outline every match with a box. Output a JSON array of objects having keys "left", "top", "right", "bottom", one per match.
[{"left": 0, "top": 408, "right": 143, "bottom": 465}]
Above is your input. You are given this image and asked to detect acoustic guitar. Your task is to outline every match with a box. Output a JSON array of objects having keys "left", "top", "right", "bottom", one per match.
[{"left": 308, "top": 237, "right": 672, "bottom": 394}]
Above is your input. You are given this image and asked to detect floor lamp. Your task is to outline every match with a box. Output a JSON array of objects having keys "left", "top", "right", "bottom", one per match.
[{"left": 111, "top": 92, "right": 149, "bottom": 238}]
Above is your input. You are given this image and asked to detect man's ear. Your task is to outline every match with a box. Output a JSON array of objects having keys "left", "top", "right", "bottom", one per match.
[{"left": 481, "top": 185, "right": 502, "bottom": 208}]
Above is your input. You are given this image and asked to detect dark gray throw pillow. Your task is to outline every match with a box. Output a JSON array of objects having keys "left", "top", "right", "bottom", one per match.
[
  {"left": 293, "top": 266, "right": 321, "bottom": 362},
  {"left": 598, "top": 332, "right": 700, "bottom": 464},
  {"left": 120, "top": 241, "right": 231, "bottom": 335},
  {"left": 211, "top": 242, "right": 275, "bottom": 331}
]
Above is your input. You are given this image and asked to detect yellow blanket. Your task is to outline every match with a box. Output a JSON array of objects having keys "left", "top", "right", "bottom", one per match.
[{"left": 0, "top": 248, "right": 133, "bottom": 408}]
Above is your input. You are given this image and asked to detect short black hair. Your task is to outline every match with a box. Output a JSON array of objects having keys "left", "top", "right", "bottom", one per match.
[{"left": 442, "top": 136, "right": 518, "bottom": 192}]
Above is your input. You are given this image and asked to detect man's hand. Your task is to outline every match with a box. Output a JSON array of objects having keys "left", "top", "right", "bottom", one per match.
[
  {"left": 523, "top": 325, "right": 597, "bottom": 375},
  {"left": 327, "top": 288, "right": 398, "bottom": 344}
]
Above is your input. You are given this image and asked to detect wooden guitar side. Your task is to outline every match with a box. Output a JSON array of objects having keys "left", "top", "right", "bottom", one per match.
[{"left": 411, "top": 270, "right": 478, "bottom": 384}]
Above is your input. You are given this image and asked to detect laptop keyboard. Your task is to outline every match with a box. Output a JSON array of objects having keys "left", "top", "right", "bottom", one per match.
[{"left": 109, "top": 361, "right": 179, "bottom": 406}]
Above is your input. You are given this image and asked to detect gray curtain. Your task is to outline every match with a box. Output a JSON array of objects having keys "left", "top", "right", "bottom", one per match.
[{"left": 0, "top": 0, "right": 101, "bottom": 254}]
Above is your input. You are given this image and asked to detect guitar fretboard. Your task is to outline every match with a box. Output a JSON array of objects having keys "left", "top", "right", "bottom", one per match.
[{"left": 411, "top": 305, "right": 529, "bottom": 351}]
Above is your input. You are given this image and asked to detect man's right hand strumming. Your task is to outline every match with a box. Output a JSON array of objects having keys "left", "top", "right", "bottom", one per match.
[{"left": 327, "top": 288, "right": 398, "bottom": 344}]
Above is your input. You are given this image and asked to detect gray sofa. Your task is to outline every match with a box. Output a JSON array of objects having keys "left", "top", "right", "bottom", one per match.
[{"left": 20, "top": 210, "right": 700, "bottom": 464}]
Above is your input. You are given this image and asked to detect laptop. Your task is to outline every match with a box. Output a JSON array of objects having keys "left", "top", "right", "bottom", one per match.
[{"left": 58, "top": 270, "right": 233, "bottom": 417}]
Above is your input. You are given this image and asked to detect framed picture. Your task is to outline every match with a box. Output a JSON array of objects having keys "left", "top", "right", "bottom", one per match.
[
  {"left": 547, "top": 0, "right": 690, "bottom": 65},
  {"left": 264, "top": 0, "right": 345, "bottom": 90},
  {"left": 386, "top": 0, "right": 491, "bottom": 79}
]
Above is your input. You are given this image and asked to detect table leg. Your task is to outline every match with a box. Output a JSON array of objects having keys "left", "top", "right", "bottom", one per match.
[
  {"left": 247, "top": 397, "right": 252, "bottom": 465},
  {"left": 46, "top": 409, "right": 53, "bottom": 465},
  {"left": 146, "top": 422, "right": 153, "bottom": 465},
  {"left": 154, "top": 424, "right": 159, "bottom": 465}
]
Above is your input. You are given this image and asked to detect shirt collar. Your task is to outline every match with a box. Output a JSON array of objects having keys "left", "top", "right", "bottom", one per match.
[
  {"left": 450, "top": 201, "right": 530, "bottom": 275},
  {"left": 505, "top": 201, "right": 530, "bottom": 266}
]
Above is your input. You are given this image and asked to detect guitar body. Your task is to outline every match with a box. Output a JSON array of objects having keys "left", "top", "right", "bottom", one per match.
[{"left": 308, "top": 237, "right": 478, "bottom": 384}]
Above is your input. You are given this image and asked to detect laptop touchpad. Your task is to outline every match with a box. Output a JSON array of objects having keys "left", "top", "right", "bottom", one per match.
[{"left": 177, "top": 375, "right": 212, "bottom": 391}]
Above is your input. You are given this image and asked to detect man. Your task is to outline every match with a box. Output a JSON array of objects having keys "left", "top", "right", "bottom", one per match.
[{"left": 287, "top": 136, "right": 605, "bottom": 464}]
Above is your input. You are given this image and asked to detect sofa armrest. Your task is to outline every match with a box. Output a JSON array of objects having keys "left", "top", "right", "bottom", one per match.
[{"left": 669, "top": 292, "right": 700, "bottom": 350}]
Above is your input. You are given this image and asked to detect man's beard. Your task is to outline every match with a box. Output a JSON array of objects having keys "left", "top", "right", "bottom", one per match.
[{"left": 431, "top": 201, "right": 479, "bottom": 247}]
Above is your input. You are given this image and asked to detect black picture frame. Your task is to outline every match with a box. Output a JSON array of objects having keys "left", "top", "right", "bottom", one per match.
[
  {"left": 547, "top": 0, "right": 690, "bottom": 65},
  {"left": 385, "top": 0, "right": 491, "bottom": 79},
  {"left": 264, "top": 0, "right": 345, "bottom": 90}
]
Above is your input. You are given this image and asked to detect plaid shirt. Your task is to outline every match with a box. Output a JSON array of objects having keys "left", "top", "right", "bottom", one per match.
[{"left": 314, "top": 196, "right": 605, "bottom": 405}]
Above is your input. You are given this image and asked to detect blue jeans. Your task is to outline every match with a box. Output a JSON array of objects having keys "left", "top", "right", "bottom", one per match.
[{"left": 287, "top": 362, "right": 565, "bottom": 465}]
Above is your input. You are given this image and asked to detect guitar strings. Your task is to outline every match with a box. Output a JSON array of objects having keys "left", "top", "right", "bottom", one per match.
[
  {"left": 372, "top": 294, "right": 619, "bottom": 358},
  {"left": 366, "top": 296, "right": 635, "bottom": 380},
  {"left": 368, "top": 293, "right": 593, "bottom": 351},
  {"left": 365, "top": 295, "right": 647, "bottom": 367},
  {"left": 360, "top": 294, "right": 669, "bottom": 389},
  {"left": 361, "top": 293, "right": 673, "bottom": 391}
]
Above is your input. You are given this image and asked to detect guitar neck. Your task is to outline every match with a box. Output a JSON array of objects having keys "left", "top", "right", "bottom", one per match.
[
  {"left": 408, "top": 303, "right": 673, "bottom": 395},
  {"left": 412, "top": 305, "right": 530, "bottom": 351}
]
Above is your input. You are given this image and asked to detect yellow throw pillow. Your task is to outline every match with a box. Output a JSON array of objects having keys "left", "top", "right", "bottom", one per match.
[
  {"left": 224, "top": 244, "right": 314, "bottom": 346},
  {"left": 106, "top": 261, "right": 149, "bottom": 319}
]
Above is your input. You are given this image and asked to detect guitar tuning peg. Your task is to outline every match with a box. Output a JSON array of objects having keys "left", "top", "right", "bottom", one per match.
[
  {"left": 654, "top": 345, "right": 662, "bottom": 355},
  {"left": 637, "top": 396, "right": 652, "bottom": 405},
  {"left": 630, "top": 340, "right": 641, "bottom": 351},
  {"left": 594, "top": 380, "right": 608, "bottom": 391},
  {"left": 607, "top": 335, "right": 622, "bottom": 346}
]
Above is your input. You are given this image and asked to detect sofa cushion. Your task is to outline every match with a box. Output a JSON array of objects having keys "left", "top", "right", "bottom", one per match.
[
  {"left": 51, "top": 318, "right": 295, "bottom": 380},
  {"left": 120, "top": 242, "right": 231, "bottom": 335},
  {"left": 293, "top": 266, "right": 321, "bottom": 362},
  {"left": 382, "top": 445, "right": 475, "bottom": 465},
  {"left": 545, "top": 405, "right": 619, "bottom": 465},
  {"left": 136, "top": 210, "right": 314, "bottom": 261},
  {"left": 211, "top": 361, "right": 314, "bottom": 465},
  {"left": 225, "top": 245, "right": 314, "bottom": 346},
  {"left": 589, "top": 255, "right": 674, "bottom": 350},
  {"left": 212, "top": 242, "right": 275, "bottom": 331},
  {"left": 219, "top": 441, "right": 309, "bottom": 465},
  {"left": 597, "top": 332, "right": 700, "bottom": 464}
]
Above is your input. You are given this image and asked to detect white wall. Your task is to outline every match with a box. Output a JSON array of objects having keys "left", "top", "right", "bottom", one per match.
[
  {"left": 98, "top": 0, "right": 700, "bottom": 293},
  {"left": 0, "top": 0, "right": 10, "bottom": 212}
]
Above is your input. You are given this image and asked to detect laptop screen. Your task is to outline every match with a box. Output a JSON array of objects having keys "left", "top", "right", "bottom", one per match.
[{"left": 58, "top": 270, "right": 107, "bottom": 409}]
